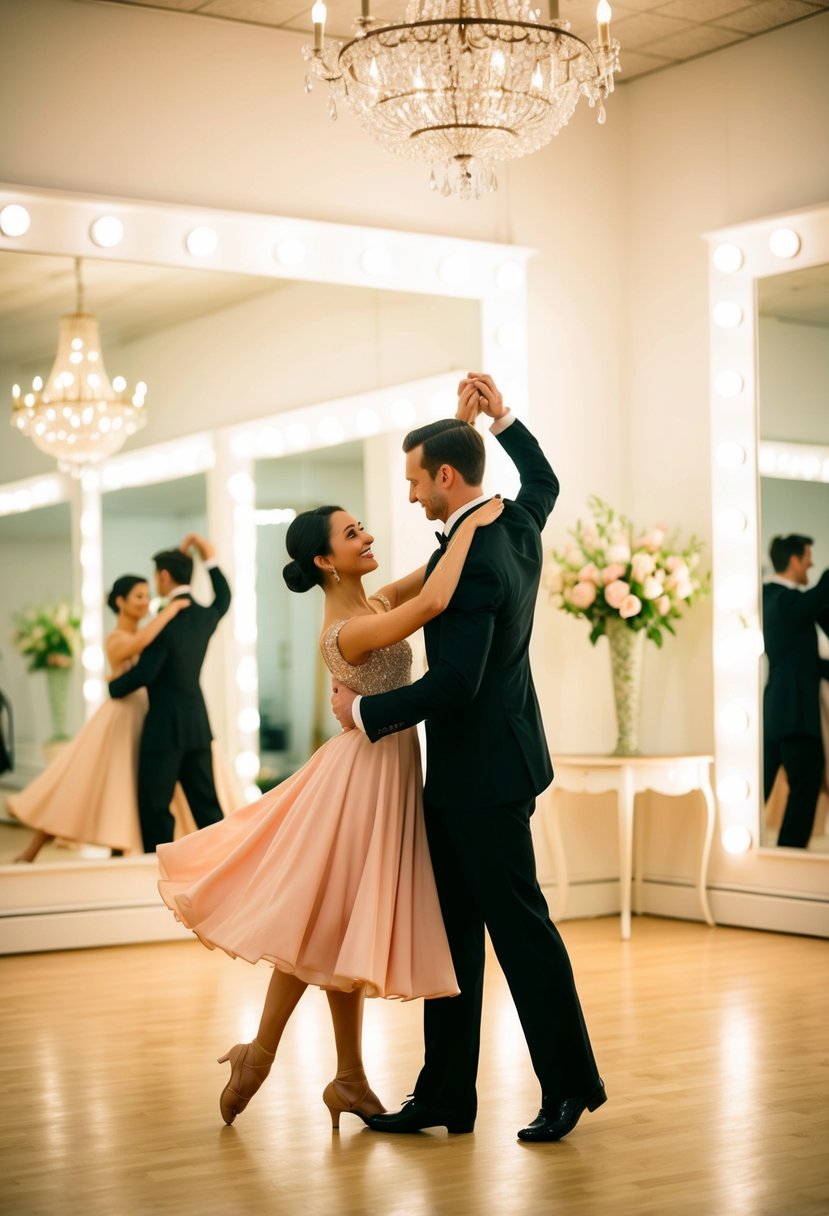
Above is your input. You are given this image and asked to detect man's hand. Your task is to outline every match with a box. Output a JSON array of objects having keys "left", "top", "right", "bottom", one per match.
[
  {"left": 331, "top": 681, "right": 358, "bottom": 730},
  {"left": 458, "top": 372, "right": 508, "bottom": 422},
  {"left": 181, "top": 532, "right": 216, "bottom": 562}
]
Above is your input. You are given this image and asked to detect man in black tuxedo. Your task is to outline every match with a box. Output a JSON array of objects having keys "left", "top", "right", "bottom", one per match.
[
  {"left": 763, "top": 533, "right": 829, "bottom": 848},
  {"left": 109, "top": 533, "right": 231, "bottom": 853},
  {"left": 331, "top": 373, "right": 603, "bottom": 1142}
]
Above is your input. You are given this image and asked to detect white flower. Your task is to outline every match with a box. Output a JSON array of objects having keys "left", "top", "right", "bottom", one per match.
[
  {"left": 631, "top": 552, "right": 656, "bottom": 582},
  {"left": 563, "top": 542, "right": 583, "bottom": 566},
  {"left": 655, "top": 595, "right": 671, "bottom": 615},
  {"left": 642, "top": 576, "right": 664, "bottom": 600},
  {"left": 545, "top": 564, "right": 564, "bottom": 594},
  {"left": 607, "top": 543, "right": 631, "bottom": 564}
]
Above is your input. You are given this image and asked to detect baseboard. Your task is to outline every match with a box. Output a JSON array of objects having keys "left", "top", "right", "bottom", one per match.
[{"left": 639, "top": 879, "right": 829, "bottom": 938}]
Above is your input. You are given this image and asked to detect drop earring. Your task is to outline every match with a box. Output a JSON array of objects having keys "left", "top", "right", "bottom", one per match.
[{"left": 330, "top": 567, "right": 340, "bottom": 584}]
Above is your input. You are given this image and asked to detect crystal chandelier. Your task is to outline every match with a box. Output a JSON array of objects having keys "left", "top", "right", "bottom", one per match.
[
  {"left": 10, "top": 259, "right": 147, "bottom": 475},
  {"left": 304, "top": 0, "right": 619, "bottom": 198}
]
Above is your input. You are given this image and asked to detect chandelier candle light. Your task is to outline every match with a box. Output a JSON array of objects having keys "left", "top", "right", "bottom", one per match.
[
  {"left": 303, "top": 0, "right": 620, "bottom": 198},
  {"left": 10, "top": 259, "right": 147, "bottom": 475}
]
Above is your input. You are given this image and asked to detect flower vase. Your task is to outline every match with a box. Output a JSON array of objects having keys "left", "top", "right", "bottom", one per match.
[
  {"left": 45, "top": 666, "right": 71, "bottom": 741},
  {"left": 605, "top": 617, "right": 644, "bottom": 756}
]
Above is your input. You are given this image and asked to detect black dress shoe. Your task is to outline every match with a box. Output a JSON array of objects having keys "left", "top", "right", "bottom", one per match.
[
  {"left": 366, "top": 1098, "right": 475, "bottom": 1135},
  {"left": 517, "top": 1081, "right": 607, "bottom": 1143}
]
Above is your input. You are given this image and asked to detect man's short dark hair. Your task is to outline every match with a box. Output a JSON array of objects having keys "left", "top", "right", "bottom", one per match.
[
  {"left": 153, "top": 548, "right": 193, "bottom": 586},
  {"left": 769, "top": 534, "right": 813, "bottom": 573},
  {"left": 402, "top": 419, "right": 485, "bottom": 486}
]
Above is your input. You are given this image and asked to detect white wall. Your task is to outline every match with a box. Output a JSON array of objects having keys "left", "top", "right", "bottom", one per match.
[
  {"left": 759, "top": 316, "right": 829, "bottom": 446},
  {"left": 2, "top": 0, "right": 829, "bottom": 923}
]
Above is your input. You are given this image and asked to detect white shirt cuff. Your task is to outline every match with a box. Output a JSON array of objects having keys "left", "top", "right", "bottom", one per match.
[
  {"left": 351, "top": 695, "right": 367, "bottom": 734},
  {"left": 489, "top": 410, "right": 515, "bottom": 435}
]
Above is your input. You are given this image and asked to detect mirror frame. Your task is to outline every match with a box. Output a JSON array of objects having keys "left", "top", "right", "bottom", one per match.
[
  {"left": 0, "top": 183, "right": 531, "bottom": 950},
  {"left": 706, "top": 200, "right": 829, "bottom": 860}
]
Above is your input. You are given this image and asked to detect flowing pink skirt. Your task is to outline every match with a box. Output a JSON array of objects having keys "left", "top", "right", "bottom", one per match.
[
  {"left": 158, "top": 727, "right": 459, "bottom": 1001},
  {"left": 8, "top": 691, "right": 241, "bottom": 854}
]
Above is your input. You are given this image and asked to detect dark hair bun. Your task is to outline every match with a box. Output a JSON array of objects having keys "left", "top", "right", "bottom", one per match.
[
  {"left": 107, "top": 574, "right": 147, "bottom": 614},
  {"left": 282, "top": 559, "right": 316, "bottom": 594}
]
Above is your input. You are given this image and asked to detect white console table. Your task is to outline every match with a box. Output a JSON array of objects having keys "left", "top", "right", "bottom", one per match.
[{"left": 542, "top": 754, "right": 716, "bottom": 939}]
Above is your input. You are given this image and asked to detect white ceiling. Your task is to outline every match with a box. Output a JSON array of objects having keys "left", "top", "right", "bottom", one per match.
[{"left": 83, "top": 0, "right": 829, "bottom": 81}]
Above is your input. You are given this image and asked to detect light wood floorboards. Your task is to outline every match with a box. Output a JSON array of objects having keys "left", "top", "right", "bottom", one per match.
[{"left": 1, "top": 916, "right": 827, "bottom": 1216}]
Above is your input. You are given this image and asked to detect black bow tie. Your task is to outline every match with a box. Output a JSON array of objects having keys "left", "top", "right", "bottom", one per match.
[{"left": 435, "top": 531, "right": 448, "bottom": 552}]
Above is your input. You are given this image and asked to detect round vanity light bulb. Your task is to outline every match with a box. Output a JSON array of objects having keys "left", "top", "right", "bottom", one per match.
[
  {"left": 718, "top": 704, "right": 750, "bottom": 736},
  {"left": 721, "top": 824, "right": 752, "bottom": 854},
  {"left": 390, "top": 398, "right": 416, "bottom": 428},
  {"left": 768, "top": 227, "right": 800, "bottom": 259},
  {"left": 186, "top": 226, "right": 219, "bottom": 257},
  {"left": 318, "top": 417, "right": 345, "bottom": 445},
  {"left": 357, "top": 409, "right": 381, "bottom": 436},
  {"left": 713, "top": 302, "right": 743, "bottom": 329},
  {"left": 716, "top": 507, "right": 748, "bottom": 535},
  {"left": 497, "top": 321, "right": 525, "bottom": 353},
  {"left": 112, "top": 376, "right": 127, "bottom": 393},
  {"left": 716, "top": 441, "right": 746, "bottom": 469},
  {"left": 716, "top": 575, "right": 751, "bottom": 612},
  {"left": 83, "top": 677, "right": 105, "bottom": 704},
  {"left": 712, "top": 244, "right": 743, "bottom": 274},
  {"left": 275, "top": 236, "right": 306, "bottom": 267},
  {"left": 238, "top": 706, "right": 261, "bottom": 734},
  {"left": 717, "top": 775, "right": 750, "bottom": 804},
  {"left": 715, "top": 370, "right": 744, "bottom": 398},
  {"left": 0, "top": 204, "right": 31, "bottom": 237},
  {"left": 89, "top": 215, "right": 124, "bottom": 248},
  {"left": 235, "top": 750, "right": 261, "bottom": 782},
  {"left": 360, "top": 246, "right": 392, "bottom": 277},
  {"left": 438, "top": 254, "right": 469, "bottom": 287}
]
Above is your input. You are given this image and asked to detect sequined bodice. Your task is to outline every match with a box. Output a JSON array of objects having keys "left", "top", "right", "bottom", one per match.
[{"left": 321, "top": 594, "right": 412, "bottom": 697}]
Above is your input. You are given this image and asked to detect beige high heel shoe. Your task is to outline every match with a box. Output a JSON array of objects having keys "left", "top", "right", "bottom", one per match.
[
  {"left": 217, "top": 1039, "right": 275, "bottom": 1125},
  {"left": 322, "top": 1067, "right": 387, "bottom": 1130}
]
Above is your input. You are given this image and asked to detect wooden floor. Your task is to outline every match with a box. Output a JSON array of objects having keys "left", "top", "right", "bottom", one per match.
[{"left": 2, "top": 917, "right": 827, "bottom": 1216}]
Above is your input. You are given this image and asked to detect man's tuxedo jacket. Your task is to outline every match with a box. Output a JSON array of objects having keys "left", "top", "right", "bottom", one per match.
[
  {"left": 359, "top": 419, "right": 558, "bottom": 810},
  {"left": 762, "top": 569, "right": 829, "bottom": 742}
]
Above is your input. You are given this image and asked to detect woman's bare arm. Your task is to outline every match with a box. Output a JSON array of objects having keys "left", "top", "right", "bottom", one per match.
[
  {"left": 375, "top": 565, "right": 429, "bottom": 610},
  {"left": 337, "top": 497, "right": 503, "bottom": 665},
  {"left": 105, "top": 599, "right": 189, "bottom": 667}
]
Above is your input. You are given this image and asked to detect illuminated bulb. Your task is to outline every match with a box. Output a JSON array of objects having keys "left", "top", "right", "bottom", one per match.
[
  {"left": 112, "top": 376, "right": 126, "bottom": 392},
  {"left": 238, "top": 707, "right": 261, "bottom": 734},
  {"left": 185, "top": 225, "right": 219, "bottom": 257},
  {"left": 717, "top": 775, "right": 750, "bottom": 804},
  {"left": 495, "top": 261, "right": 524, "bottom": 291},
  {"left": 390, "top": 398, "right": 416, "bottom": 427},
  {"left": 491, "top": 49, "right": 506, "bottom": 73},
  {"left": 318, "top": 417, "right": 345, "bottom": 445},
  {"left": 715, "top": 370, "right": 744, "bottom": 398},
  {"left": 497, "top": 321, "right": 525, "bottom": 353},
  {"left": 768, "top": 227, "right": 800, "bottom": 259},
  {"left": 721, "top": 825, "right": 752, "bottom": 855},
  {"left": 236, "top": 657, "right": 258, "bottom": 693},
  {"left": 311, "top": 0, "right": 326, "bottom": 20},
  {"left": 716, "top": 441, "right": 746, "bottom": 469},
  {"left": 0, "top": 204, "right": 31, "bottom": 236},
  {"left": 227, "top": 472, "right": 255, "bottom": 502},
  {"left": 368, "top": 57, "right": 380, "bottom": 81},
  {"left": 357, "top": 409, "right": 381, "bottom": 436},
  {"left": 235, "top": 750, "right": 261, "bottom": 781},
  {"left": 712, "top": 244, "right": 743, "bottom": 274},
  {"left": 83, "top": 678, "right": 105, "bottom": 704},
  {"left": 24, "top": 392, "right": 35, "bottom": 406},
  {"left": 719, "top": 705, "right": 750, "bottom": 736},
  {"left": 361, "top": 245, "right": 391, "bottom": 277},
  {"left": 89, "top": 215, "right": 124, "bottom": 248},
  {"left": 82, "top": 645, "right": 105, "bottom": 673},
  {"left": 275, "top": 236, "right": 306, "bottom": 267},
  {"left": 531, "top": 63, "right": 543, "bottom": 88},
  {"left": 716, "top": 507, "right": 748, "bottom": 535},
  {"left": 12, "top": 384, "right": 20, "bottom": 399},
  {"left": 713, "top": 302, "right": 743, "bottom": 328},
  {"left": 716, "top": 576, "right": 751, "bottom": 612},
  {"left": 439, "top": 254, "right": 469, "bottom": 286},
  {"left": 32, "top": 376, "right": 43, "bottom": 391},
  {"left": 413, "top": 61, "right": 425, "bottom": 89}
]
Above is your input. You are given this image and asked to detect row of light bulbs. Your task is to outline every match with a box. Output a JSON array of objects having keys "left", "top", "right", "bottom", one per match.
[
  {"left": 0, "top": 202, "right": 526, "bottom": 291},
  {"left": 707, "top": 228, "right": 805, "bottom": 854}
]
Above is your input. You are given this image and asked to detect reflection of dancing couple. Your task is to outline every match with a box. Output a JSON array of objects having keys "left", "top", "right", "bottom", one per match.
[
  {"left": 158, "top": 373, "right": 604, "bottom": 1144},
  {"left": 11, "top": 534, "right": 238, "bottom": 861}
]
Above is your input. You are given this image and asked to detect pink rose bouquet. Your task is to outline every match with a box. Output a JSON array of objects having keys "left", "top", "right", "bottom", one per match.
[{"left": 545, "top": 497, "right": 708, "bottom": 646}]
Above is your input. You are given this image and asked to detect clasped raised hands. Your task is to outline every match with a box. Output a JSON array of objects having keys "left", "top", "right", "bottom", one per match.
[{"left": 455, "top": 372, "right": 508, "bottom": 424}]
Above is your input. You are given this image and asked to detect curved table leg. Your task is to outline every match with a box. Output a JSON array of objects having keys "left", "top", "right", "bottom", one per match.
[
  {"left": 697, "top": 766, "right": 716, "bottom": 926},
  {"left": 541, "top": 789, "right": 569, "bottom": 922}
]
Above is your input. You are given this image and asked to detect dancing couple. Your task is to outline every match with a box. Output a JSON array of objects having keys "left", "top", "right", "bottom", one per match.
[
  {"left": 11, "top": 534, "right": 237, "bottom": 861},
  {"left": 158, "top": 374, "right": 605, "bottom": 1143}
]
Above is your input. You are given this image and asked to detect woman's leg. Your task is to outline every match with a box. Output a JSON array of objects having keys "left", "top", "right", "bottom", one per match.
[
  {"left": 14, "top": 830, "right": 54, "bottom": 863},
  {"left": 322, "top": 988, "right": 385, "bottom": 1126},
  {"left": 218, "top": 968, "right": 308, "bottom": 1124}
]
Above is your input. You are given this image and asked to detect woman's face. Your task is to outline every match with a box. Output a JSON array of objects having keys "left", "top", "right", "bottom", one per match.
[
  {"left": 323, "top": 511, "right": 378, "bottom": 580},
  {"left": 118, "top": 581, "right": 150, "bottom": 621}
]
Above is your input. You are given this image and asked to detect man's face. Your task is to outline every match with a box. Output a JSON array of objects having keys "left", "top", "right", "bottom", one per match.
[
  {"left": 789, "top": 544, "right": 813, "bottom": 586},
  {"left": 155, "top": 568, "right": 171, "bottom": 598},
  {"left": 405, "top": 447, "right": 449, "bottom": 522}
]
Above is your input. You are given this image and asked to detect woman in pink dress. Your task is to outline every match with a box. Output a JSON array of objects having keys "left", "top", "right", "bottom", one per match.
[
  {"left": 11, "top": 574, "right": 239, "bottom": 861},
  {"left": 157, "top": 496, "right": 503, "bottom": 1129}
]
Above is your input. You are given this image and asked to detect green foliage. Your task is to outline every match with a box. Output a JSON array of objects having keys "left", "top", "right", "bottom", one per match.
[{"left": 12, "top": 600, "right": 80, "bottom": 672}]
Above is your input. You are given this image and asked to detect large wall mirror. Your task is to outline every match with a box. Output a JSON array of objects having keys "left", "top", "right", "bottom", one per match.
[
  {"left": 707, "top": 202, "right": 829, "bottom": 863},
  {"left": 0, "top": 186, "right": 528, "bottom": 948}
]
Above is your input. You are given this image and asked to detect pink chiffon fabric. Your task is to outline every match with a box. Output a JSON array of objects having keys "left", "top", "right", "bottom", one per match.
[{"left": 157, "top": 598, "right": 459, "bottom": 1001}]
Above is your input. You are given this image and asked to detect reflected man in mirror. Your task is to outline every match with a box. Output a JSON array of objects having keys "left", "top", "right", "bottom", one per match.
[
  {"left": 109, "top": 534, "right": 231, "bottom": 852},
  {"left": 762, "top": 534, "right": 829, "bottom": 847}
]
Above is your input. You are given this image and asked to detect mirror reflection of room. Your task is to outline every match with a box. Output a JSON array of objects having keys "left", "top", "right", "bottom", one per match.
[{"left": 758, "top": 265, "right": 829, "bottom": 852}]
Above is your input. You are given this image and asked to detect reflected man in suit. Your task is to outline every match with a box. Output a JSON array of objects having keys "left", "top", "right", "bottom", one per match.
[
  {"left": 109, "top": 533, "right": 231, "bottom": 852},
  {"left": 331, "top": 373, "right": 604, "bottom": 1143},
  {"left": 763, "top": 533, "right": 829, "bottom": 848}
]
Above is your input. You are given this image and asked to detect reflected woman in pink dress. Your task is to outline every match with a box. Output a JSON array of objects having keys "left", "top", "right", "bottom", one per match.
[
  {"left": 11, "top": 575, "right": 239, "bottom": 861},
  {"left": 156, "top": 496, "right": 503, "bottom": 1128}
]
